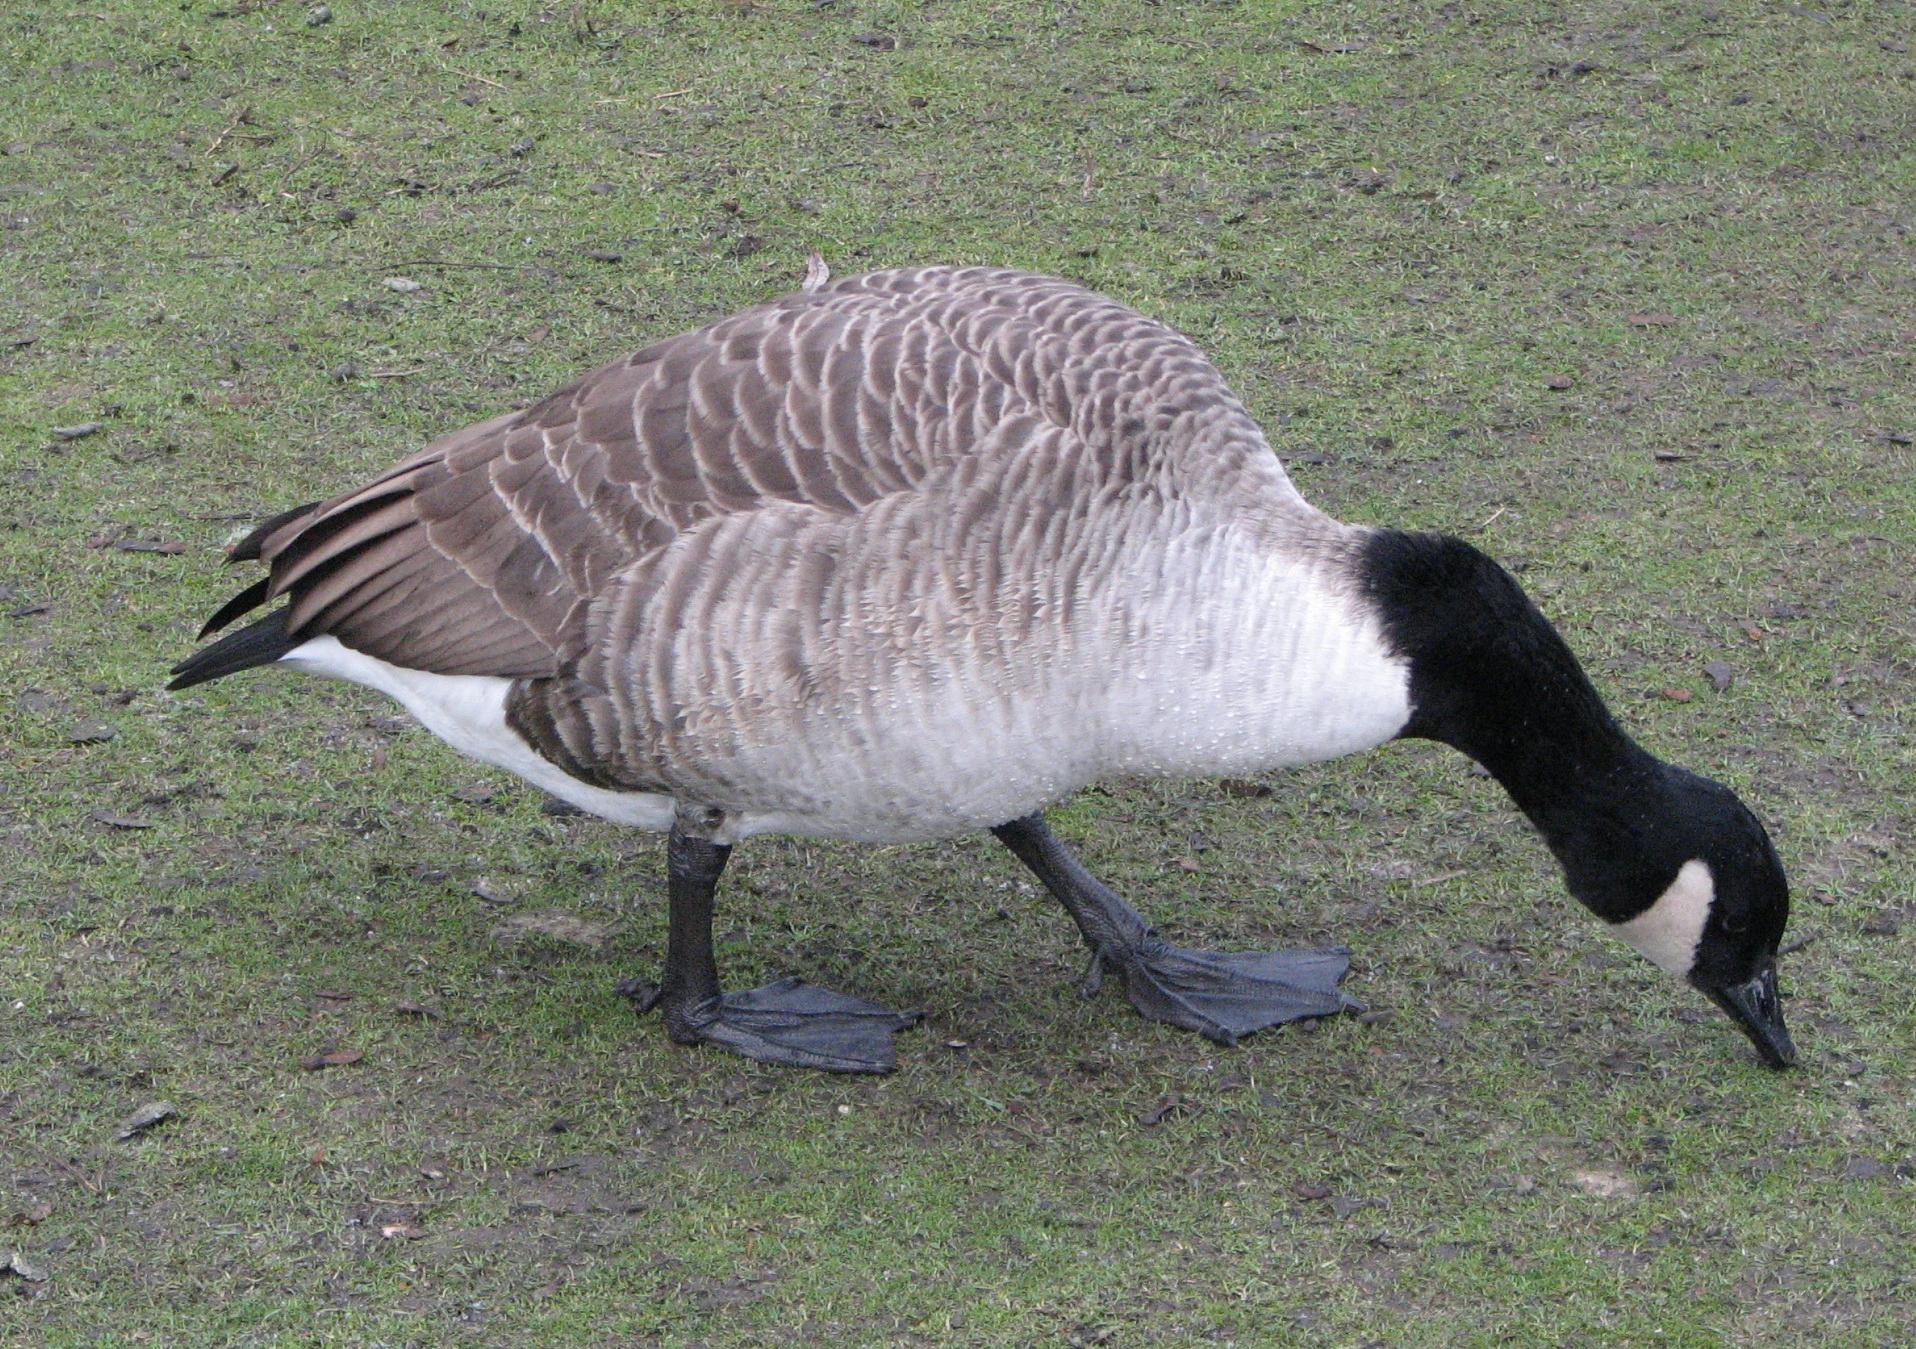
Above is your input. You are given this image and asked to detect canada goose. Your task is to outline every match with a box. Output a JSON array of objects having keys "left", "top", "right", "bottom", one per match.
[{"left": 171, "top": 266, "right": 1794, "bottom": 1074}]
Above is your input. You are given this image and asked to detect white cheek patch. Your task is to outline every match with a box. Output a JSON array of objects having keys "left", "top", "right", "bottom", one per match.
[{"left": 1612, "top": 858, "right": 1714, "bottom": 977}]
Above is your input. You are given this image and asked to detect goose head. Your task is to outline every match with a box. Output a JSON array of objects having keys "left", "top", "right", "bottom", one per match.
[
  {"left": 1362, "top": 530, "right": 1795, "bottom": 1067},
  {"left": 1563, "top": 765, "right": 1794, "bottom": 1068}
]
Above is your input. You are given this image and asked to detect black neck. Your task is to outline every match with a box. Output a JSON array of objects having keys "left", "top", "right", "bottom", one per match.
[{"left": 1359, "top": 530, "right": 1687, "bottom": 922}]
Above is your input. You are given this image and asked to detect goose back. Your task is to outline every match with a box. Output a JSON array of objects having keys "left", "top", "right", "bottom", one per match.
[{"left": 218, "top": 268, "right": 1399, "bottom": 838}]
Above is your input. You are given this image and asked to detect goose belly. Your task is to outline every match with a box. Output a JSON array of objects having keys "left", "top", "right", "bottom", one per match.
[
  {"left": 271, "top": 634, "right": 1070, "bottom": 844},
  {"left": 602, "top": 594, "right": 1410, "bottom": 846},
  {"left": 276, "top": 636, "right": 1066, "bottom": 841},
  {"left": 273, "top": 539, "right": 1410, "bottom": 845},
  {"left": 589, "top": 523, "right": 1414, "bottom": 843},
  {"left": 662, "top": 688, "right": 1108, "bottom": 844},
  {"left": 277, "top": 637, "right": 676, "bottom": 829}
]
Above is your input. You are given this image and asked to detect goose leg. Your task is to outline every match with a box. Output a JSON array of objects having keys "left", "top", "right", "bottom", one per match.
[
  {"left": 990, "top": 812, "right": 1360, "bottom": 1046},
  {"left": 617, "top": 821, "right": 921, "bottom": 1074}
]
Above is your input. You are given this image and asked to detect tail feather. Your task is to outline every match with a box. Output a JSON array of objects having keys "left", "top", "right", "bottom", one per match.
[
  {"left": 230, "top": 500, "right": 322, "bottom": 561},
  {"left": 168, "top": 609, "right": 295, "bottom": 691},
  {"left": 170, "top": 500, "right": 325, "bottom": 688},
  {"left": 198, "top": 576, "right": 272, "bottom": 638}
]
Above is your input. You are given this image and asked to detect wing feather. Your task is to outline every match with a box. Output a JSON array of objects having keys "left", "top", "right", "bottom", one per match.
[{"left": 187, "top": 267, "right": 1279, "bottom": 686}]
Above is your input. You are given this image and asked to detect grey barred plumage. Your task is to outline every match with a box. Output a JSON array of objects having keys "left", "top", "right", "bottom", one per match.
[
  {"left": 248, "top": 268, "right": 1309, "bottom": 666},
  {"left": 211, "top": 267, "right": 1385, "bottom": 838}
]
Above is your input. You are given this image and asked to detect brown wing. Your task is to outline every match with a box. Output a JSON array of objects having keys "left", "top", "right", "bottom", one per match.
[{"left": 214, "top": 266, "right": 1274, "bottom": 677}]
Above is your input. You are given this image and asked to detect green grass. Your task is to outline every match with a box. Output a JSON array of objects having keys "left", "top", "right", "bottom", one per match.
[{"left": 2, "top": 0, "right": 1912, "bottom": 1344}]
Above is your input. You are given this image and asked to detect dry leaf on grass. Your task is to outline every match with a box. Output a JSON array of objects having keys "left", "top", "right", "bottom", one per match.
[
  {"left": 1571, "top": 1169, "right": 1639, "bottom": 1198},
  {"left": 469, "top": 877, "right": 518, "bottom": 906},
  {"left": 1138, "top": 1096, "right": 1191, "bottom": 1126},
  {"left": 489, "top": 910, "right": 622, "bottom": 948},
  {"left": 298, "top": 1050, "right": 364, "bottom": 1071},
  {"left": 115, "top": 1100, "right": 178, "bottom": 1140}
]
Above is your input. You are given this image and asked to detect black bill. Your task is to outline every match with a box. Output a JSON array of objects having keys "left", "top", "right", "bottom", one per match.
[{"left": 1698, "top": 959, "right": 1796, "bottom": 1069}]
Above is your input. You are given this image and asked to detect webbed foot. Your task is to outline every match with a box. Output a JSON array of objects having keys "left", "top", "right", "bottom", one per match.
[
  {"left": 1099, "top": 940, "right": 1359, "bottom": 1045},
  {"left": 625, "top": 974, "right": 921, "bottom": 1074},
  {"left": 991, "top": 812, "right": 1361, "bottom": 1046}
]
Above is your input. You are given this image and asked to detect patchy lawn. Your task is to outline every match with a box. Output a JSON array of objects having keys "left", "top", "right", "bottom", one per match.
[{"left": 1, "top": 1, "right": 1911, "bottom": 1345}]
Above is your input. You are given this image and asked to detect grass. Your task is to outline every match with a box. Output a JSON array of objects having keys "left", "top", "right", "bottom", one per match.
[{"left": 1, "top": 0, "right": 1912, "bottom": 1344}]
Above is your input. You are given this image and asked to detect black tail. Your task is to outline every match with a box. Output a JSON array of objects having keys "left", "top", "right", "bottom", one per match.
[
  {"left": 198, "top": 576, "right": 271, "bottom": 638},
  {"left": 168, "top": 608, "right": 295, "bottom": 691},
  {"left": 230, "top": 499, "right": 322, "bottom": 561}
]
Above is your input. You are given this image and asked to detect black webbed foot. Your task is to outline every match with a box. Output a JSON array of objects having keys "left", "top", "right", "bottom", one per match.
[
  {"left": 992, "top": 812, "right": 1361, "bottom": 1046},
  {"left": 632, "top": 975, "right": 921, "bottom": 1074},
  {"left": 622, "top": 816, "right": 924, "bottom": 1074},
  {"left": 1102, "top": 940, "right": 1359, "bottom": 1045}
]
